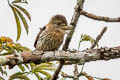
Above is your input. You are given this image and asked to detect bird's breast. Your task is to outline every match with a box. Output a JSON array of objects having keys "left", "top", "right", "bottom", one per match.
[{"left": 36, "top": 29, "right": 65, "bottom": 51}]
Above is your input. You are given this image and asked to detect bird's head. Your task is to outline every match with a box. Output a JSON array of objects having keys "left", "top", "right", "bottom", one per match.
[{"left": 48, "top": 15, "right": 73, "bottom": 30}]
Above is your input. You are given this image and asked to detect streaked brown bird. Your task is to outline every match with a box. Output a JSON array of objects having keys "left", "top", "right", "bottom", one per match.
[{"left": 34, "top": 15, "right": 72, "bottom": 51}]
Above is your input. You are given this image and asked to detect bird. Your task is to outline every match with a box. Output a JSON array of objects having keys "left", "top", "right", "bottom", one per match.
[{"left": 34, "top": 15, "right": 72, "bottom": 51}]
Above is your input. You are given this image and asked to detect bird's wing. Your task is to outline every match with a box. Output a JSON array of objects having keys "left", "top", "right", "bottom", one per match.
[{"left": 34, "top": 26, "right": 46, "bottom": 48}]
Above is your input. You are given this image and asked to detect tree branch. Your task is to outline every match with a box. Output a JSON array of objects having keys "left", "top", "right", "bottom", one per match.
[
  {"left": 63, "top": 0, "right": 85, "bottom": 50},
  {"left": 81, "top": 10, "right": 120, "bottom": 22},
  {"left": 75, "top": 27, "right": 108, "bottom": 78},
  {"left": 90, "top": 27, "right": 107, "bottom": 49},
  {"left": 0, "top": 46, "right": 120, "bottom": 66},
  {"left": 52, "top": 0, "right": 85, "bottom": 79},
  {"left": 64, "top": 26, "right": 107, "bottom": 65}
]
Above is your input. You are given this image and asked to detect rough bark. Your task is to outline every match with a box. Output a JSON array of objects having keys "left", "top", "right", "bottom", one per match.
[{"left": 0, "top": 46, "right": 120, "bottom": 66}]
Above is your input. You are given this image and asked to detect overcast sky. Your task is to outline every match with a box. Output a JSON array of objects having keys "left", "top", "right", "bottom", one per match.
[{"left": 0, "top": 0, "right": 120, "bottom": 80}]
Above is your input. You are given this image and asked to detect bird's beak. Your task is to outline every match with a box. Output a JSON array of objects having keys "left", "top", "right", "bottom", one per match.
[{"left": 60, "top": 26, "right": 73, "bottom": 30}]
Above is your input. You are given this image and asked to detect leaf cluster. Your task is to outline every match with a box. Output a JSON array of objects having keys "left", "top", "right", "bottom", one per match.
[
  {"left": 8, "top": 0, "right": 31, "bottom": 41},
  {"left": 0, "top": 36, "right": 31, "bottom": 55},
  {"left": 78, "top": 34, "right": 99, "bottom": 50},
  {"left": 0, "top": 36, "right": 56, "bottom": 80},
  {"left": 10, "top": 62, "right": 56, "bottom": 80},
  {"left": 0, "top": 36, "right": 30, "bottom": 80}
]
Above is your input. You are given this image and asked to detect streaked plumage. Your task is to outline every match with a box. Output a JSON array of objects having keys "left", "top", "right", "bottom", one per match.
[{"left": 34, "top": 15, "right": 71, "bottom": 51}]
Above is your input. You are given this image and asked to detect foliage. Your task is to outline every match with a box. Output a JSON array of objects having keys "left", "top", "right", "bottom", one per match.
[
  {"left": 0, "top": 0, "right": 113, "bottom": 80},
  {"left": 8, "top": 0, "right": 31, "bottom": 41},
  {"left": 0, "top": 0, "right": 57, "bottom": 80},
  {"left": 0, "top": 36, "right": 30, "bottom": 79},
  {"left": 9, "top": 62, "right": 56, "bottom": 80},
  {"left": 0, "top": 36, "right": 56, "bottom": 80},
  {"left": 0, "top": 36, "right": 31, "bottom": 55},
  {"left": 78, "top": 34, "right": 99, "bottom": 50},
  {"left": 60, "top": 34, "right": 111, "bottom": 80},
  {"left": 31, "top": 62, "right": 56, "bottom": 79},
  {"left": 12, "top": 0, "right": 28, "bottom": 4},
  {"left": 9, "top": 72, "right": 30, "bottom": 80}
]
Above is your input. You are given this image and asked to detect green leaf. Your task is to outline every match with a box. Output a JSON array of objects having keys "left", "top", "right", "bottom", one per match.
[
  {"left": 10, "top": 6, "right": 21, "bottom": 41},
  {"left": 34, "top": 72, "right": 42, "bottom": 80},
  {"left": 47, "top": 62, "right": 55, "bottom": 66},
  {"left": 9, "top": 75, "right": 30, "bottom": 80},
  {"left": 24, "top": 64, "right": 30, "bottom": 70},
  {"left": 14, "top": 7, "right": 29, "bottom": 34},
  {"left": 44, "top": 77, "right": 51, "bottom": 80},
  {"left": 0, "top": 76, "right": 5, "bottom": 80},
  {"left": 36, "top": 63, "right": 54, "bottom": 67},
  {"left": 13, "top": 4, "right": 31, "bottom": 21},
  {"left": 34, "top": 67, "right": 56, "bottom": 72},
  {"left": 33, "top": 63, "right": 56, "bottom": 72},
  {"left": 30, "top": 63, "right": 36, "bottom": 71},
  {"left": 0, "top": 66, "right": 3, "bottom": 75},
  {"left": 12, "top": 0, "right": 28, "bottom": 4},
  {"left": 18, "top": 64, "right": 25, "bottom": 72},
  {"left": 9, "top": 72, "right": 30, "bottom": 80},
  {"left": 39, "top": 70, "right": 52, "bottom": 79},
  {"left": 12, "top": 0, "right": 21, "bottom": 3},
  {"left": 80, "top": 34, "right": 94, "bottom": 42},
  {"left": 0, "top": 66, "right": 7, "bottom": 76},
  {"left": 3, "top": 71, "right": 7, "bottom": 76},
  {"left": 78, "top": 34, "right": 99, "bottom": 50}
]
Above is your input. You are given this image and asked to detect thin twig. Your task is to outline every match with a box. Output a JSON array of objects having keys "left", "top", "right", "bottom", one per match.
[
  {"left": 90, "top": 27, "right": 107, "bottom": 49},
  {"left": 74, "top": 64, "right": 79, "bottom": 80},
  {"left": 76, "top": 27, "right": 107, "bottom": 78},
  {"left": 77, "top": 27, "right": 108, "bottom": 78},
  {"left": 81, "top": 10, "right": 120, "bottom": 22},
  {"left": 78, "top": 63, "right": 85, "bottom": 77},
  {"left": 64, "top": 27, "right": 108, "bottom": 79}
]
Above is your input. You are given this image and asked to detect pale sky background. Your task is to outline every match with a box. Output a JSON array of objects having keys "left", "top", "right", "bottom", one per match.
[{"left": 0, "top": 0, "right": 120, "bottom": 80}]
